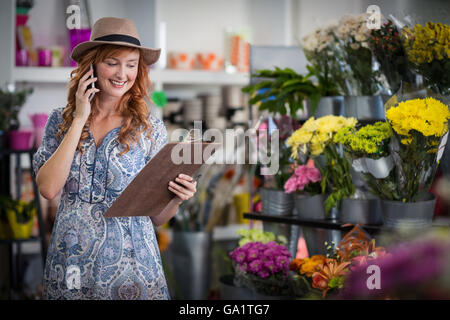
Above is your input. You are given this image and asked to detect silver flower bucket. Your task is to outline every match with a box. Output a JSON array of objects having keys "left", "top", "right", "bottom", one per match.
[
  {"left": 344, "top": 95, "right": 385, "bottom": 120},
  {"left": 294, "top": 194, "right": 340, "bottom": 255},
  {"left": 380, "top": 194, "right": 436, "bottom": 229},
  {"left": 170, "top": 231, "right": 212, "bottom": 299},
  {"left": 219, "top": 275, "right": 255, "bottom": 300},
  {"left": 340, "top": 198, "right": 383, "bottom": 225},
  {"left": 260, "top": 188, "right": 294, "bottom": 216},
  {"left": 305, "top": 96, "right": 345, "bottom": 118}
]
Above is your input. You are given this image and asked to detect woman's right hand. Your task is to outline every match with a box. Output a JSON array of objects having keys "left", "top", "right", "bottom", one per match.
[{"left": 74, "top": 67, "right": 99, "bottom": 123}]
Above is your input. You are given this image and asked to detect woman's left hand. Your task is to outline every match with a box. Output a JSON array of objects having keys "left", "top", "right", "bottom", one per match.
[{"left": 168, "top": 174, "right": 197, "bottom": 204}]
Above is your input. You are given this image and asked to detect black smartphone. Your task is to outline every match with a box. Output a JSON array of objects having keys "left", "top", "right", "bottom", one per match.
[{"left": 89, "top": 64, "right": 96, "bottom": 101}]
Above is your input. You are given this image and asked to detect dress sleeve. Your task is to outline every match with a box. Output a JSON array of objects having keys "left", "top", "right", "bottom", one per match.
[
  {"left": 145, "top": 115, "right": 169, "bottom": 164},
  {"left": 32, "top": 107, "right": 64, "bottom": 177}
]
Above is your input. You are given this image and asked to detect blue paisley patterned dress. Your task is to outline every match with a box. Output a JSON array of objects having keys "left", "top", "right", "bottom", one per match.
[{"left": 32, "top": 107, "right": 170, "bottom": 300}]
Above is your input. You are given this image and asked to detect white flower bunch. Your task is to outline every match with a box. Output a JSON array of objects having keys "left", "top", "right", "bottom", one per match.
[
  {"left": 335, "top": 13, "right": 371, "bottom": 50},
  {"left": 301, "top": 23, "right": 338, "bottom": 54}
]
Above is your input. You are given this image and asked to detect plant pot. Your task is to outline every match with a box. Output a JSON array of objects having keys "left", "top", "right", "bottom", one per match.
[
  {"left": 295, "top": 194, "right": 327, "bottom": 220},
  {"left": 343, "top": 95, "right": 385, "bottom": 120},
  {"left": 380, "top": 194, "right": 436, "bottom": 229},
  {"left": 339, "top": 197, "right": 383, "bottom": 226},
  {"left": 219, "top": 275, "right": 255, "bottom": 300},
  {"left": 169, "top": 231, "right": 212, "bottom": 299},
  {"left": 294, "top": 194, "right": 340, "bottom": 255},
  {"left": 305, "top": 96, "right": 345, "bottom": 118},
  {"left": 260, "top": 188, "right": 294, "bottom": 216},
  {"left": 9, "top": 130, "right": 33, "bottom": 151},
  {"left": 6, "top": 209, "right": 34, "bottom": 239}
]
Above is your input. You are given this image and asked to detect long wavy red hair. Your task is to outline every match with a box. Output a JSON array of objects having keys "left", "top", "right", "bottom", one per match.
[{"left": 57, "top": 44, "right": 154, "bottom": 155}]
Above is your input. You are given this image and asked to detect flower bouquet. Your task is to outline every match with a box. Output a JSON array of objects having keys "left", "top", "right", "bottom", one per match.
[
  {"left": 333, "top": 14, "right": 382, "bottom": 96},
  {"left": 235, "top": 228, "right": 287, "bottom": 247},
  {"left": 301, "top": 24, "right": 345, "bottom": 96},
  {"left": 369, "top": 19, "right": 416, "bottom": 94},
  {"left": 229, "top": 240, "right": 292, "bottom": 297},
  {"left": 283, "top": 159, "right": 322, "bottom": 196},
  {"left": 402, "top": 22, "right": 450, "bottom": 95},
  {"left": 384, "top": 90, "right": 450, "bottom": 202},
  {"left": 289, "top": 225, "right": 387, "bottom": 298},
  {"left": 334, "top": 121, "right": 398, "bottom": 200},
  {"left": 286, "top": 115, "right": 358, "bottom": 214}
]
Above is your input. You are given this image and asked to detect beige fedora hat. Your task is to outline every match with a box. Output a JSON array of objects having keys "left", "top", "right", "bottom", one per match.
[{"left": 71, "top": 17, "right": 161, "bottom": 66}]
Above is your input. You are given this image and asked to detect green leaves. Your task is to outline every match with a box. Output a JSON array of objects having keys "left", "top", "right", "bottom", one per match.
[{"left": 242, "top": 67, "right": 321, "bottom": 117}]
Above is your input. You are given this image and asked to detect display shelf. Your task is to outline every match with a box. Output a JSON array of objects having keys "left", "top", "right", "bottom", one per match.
[
  {"left": 243, "top": 212, "right": 384, "bottom": 234},
  {"left": 243, "top": 213, "right": 450, "bottom": 235},
  {"left": 12, "top": 66, "right": 250, "bottom": 86}
]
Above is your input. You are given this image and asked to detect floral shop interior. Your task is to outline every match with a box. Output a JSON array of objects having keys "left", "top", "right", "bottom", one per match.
[{"left": 0, "top": 0, "right": 449, "bottom": 301}]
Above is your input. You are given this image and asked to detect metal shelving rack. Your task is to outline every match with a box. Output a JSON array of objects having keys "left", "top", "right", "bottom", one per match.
[{"left": 0, "top": 148, "right": 47, "bottom": 298}]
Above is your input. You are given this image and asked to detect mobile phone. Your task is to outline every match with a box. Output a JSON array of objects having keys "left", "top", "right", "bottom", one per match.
[{"left": 89, "top": 64, "right": 96, "bottom": 101}]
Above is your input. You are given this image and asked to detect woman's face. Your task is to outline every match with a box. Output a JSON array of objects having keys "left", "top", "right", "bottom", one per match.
[{"left": 95, "top": 49, "right": 140, "bottom": 98}]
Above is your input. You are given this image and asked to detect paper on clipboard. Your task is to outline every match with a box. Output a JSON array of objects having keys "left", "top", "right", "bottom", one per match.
[{"left": 104, "top": 141, "right": 219, "bottom": 218}]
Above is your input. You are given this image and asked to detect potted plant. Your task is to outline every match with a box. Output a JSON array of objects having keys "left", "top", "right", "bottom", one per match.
[
  {"left": 0, "top": 83, "right": 33, "bottom": 149},
  {"left": 333, "top": 121, "right": 394, "bottom": 225},
  {"left": 6, "top": 198, "right": 36, "bottom": 239},
  {"left": 242, "top": 67, "right": 321, "bottom": 118},
  {"left": 287, "top": 115, "right": 358, "bottom": 217},
  {"left": 301, "top": 23, "right": 346, "bottom": 118},
  {"left": 228, "top": 237, "right": 294, "bottom": 299},
  {"left": 380, "top": 90, "right": 450, "bottom": 228}
]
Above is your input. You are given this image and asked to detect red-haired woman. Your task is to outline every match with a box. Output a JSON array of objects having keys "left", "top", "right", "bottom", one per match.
[{"left": 32, "top": 17, "right": 196, "bottom": 300}]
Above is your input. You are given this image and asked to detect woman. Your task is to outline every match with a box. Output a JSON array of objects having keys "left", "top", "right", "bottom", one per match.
[{"left": 32, "top": 17, "right": 197, "bottom": 299}]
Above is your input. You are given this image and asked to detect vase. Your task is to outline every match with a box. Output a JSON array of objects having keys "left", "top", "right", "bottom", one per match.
[
  {"left": 260, "top": 188, "right": 294, "bottom": 216},
  {"left": 6, "top": 209, "right": 34, "bottom": 239},
  {"left": 169, "top": 231, "right": 212, "bottom": 299},
  {"left": 380, "top": 193, "right": 436, "bottom": 229},
  {"left": 294, "top": 194, "right": 340, "bottom": 255},
  {"left": 219, "top": 275, "right": 255, "bottom": 300},
  {"left": 9, "top": 130, "right": 33, "bottom": 151},
  {"left": 305, "top": 96, "right": 345, "bottom": 118},
  {"left": 339, "top": 197, "right": 383, "bottom": 225},
  {"left": 343, "top": 95, "right": 385, "bottom": 120}
]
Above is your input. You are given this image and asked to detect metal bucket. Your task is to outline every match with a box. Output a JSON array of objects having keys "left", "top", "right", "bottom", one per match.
[
  {"left": 344, "top": 95, "right": 385, "bottom": 120},
  {"left": 294, "top": 194, "right": 340, "bottom": 255},
  {"left": 260, "top": 188, "right": 294, "bottom": 216},
  {"left": 306, "top": 96, "right": 345, "bottom": 118},
  {"left": 340, "top": 198, "right": 383, "bottom": 226},
  {"left": 380, "top": 194, "right": 436, "bottom": 229},
  {"left": 170, "top": 231, "right": 213, "bottom": 299},
  {"left": 219, "top": 275, "right": 255, "bottom": 300}
]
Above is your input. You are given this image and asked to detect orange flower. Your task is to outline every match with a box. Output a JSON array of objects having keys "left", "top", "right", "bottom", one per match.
[
  {"left": 312, "top": 259, "right": 351, "bottom": 298},
  {"left": 290, "top": 255, "right": 327, "bottom": 277}
]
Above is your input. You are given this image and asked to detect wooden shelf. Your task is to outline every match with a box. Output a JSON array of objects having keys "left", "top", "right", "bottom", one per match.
[{"left": 13, "top": 67, "right": 250, "bottom": 86}]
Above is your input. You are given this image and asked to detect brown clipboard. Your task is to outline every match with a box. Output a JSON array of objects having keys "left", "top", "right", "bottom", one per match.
[{"left": 104, "top": 141, "right": 219, "bottom": 218}]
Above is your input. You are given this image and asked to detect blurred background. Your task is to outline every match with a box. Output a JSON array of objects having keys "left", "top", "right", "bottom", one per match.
[{"left": 0, "top": 0, "right": 449, "bottom": 300}]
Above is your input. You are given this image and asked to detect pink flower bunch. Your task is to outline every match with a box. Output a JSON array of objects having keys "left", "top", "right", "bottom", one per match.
[
  {"left": 284, "top": 160, "right": 322, "bottom": 193},
  {"left": 229, "top": 241, "right": 291, "bottom": 278}
]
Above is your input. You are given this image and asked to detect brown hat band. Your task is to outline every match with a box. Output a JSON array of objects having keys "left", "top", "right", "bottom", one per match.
[{"left": 94, "top": 34, "right": 141, "bottom": 46}]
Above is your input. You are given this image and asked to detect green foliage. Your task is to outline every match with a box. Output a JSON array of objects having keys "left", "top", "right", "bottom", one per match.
[{"left": 242, "top": 67, "right": 321, "bottom": 117}]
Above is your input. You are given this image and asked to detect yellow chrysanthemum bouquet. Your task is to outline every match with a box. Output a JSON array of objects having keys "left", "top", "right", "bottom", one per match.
[
  {"left": 287, "top": 115, "right": 358, "bottom": 214},
  {"left": 402, "top": 22, "right": 450, "bottom": 95},
  {"left": 334, "top": 122, "right": 398, "bottom": 200},
  {"left": 384, "top": 91, "right": 450, "bottom": 202}
]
